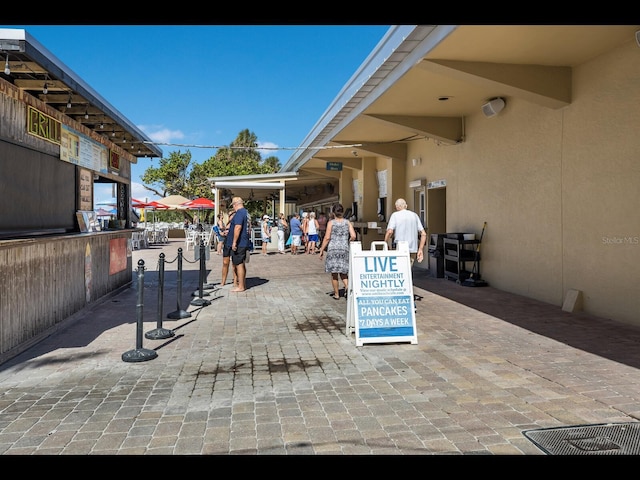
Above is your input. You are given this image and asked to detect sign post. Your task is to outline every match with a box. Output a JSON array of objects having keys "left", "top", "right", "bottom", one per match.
[{"left": 347, "top": 241, "right": 418, "bottom": 346}]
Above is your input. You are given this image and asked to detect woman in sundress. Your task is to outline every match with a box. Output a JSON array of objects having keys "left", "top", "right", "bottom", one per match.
[{"left": 318, "top": 203, "right": 356, "bottom": 300}]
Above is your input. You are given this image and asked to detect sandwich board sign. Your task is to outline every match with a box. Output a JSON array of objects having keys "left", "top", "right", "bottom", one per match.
[{"left": 346, "top": 241, "right": 418, "bottom": 346}]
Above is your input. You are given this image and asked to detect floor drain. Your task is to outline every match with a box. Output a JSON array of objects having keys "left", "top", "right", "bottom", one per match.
[{"left": 523, "top": 422, "right": 640, "bottom": 455}]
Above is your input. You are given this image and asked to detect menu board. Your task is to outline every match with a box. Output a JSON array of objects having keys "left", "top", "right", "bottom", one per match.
[
  {"left": 61, "top": 125, "right": 108, "bottom": 173},
  {"left": 78, "top": 168, "right": 93, "bottom": 211}
]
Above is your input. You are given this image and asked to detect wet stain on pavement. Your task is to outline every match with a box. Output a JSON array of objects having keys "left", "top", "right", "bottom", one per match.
[{"left": 294, "top": 316, "right": 343, "bottom": 333}]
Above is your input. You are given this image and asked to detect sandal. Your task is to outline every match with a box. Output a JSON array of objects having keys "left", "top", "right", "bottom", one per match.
[{"left": 332, "top": 294, "right": 340, "bottom": 300}]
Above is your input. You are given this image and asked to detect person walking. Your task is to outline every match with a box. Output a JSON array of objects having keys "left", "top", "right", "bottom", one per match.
[
  {"left": 229, "top": 197, "right": 252, "bottom": 293},
  {"left": 384, "top": 198, "right": 428, "bottom": 267},
  {"left": 215, "top": 212, "right": 226, "bottom": 255},
  {"left": 289, "top": 212, "right": 303, "bottom": 255},
  {"left": 317, "top": 211, "right": 327, "bottom": 245},
  {"left": 260, "top": 215, "right": 272, "bottom": 255},
  {"left": 305, "top": 211, "right": 320, "bottom": 254},
  {"left": 318, "top": 203, "right": 356, "bottom": 299},
  {"left": 220, "top": 210, "right": 237, "bottom": 288},
  {"left": 300, "top": 211, "right": 308, "bottom": 250},
  {"left": 276, "top": 212, "right": 288, "bottom": 254}
]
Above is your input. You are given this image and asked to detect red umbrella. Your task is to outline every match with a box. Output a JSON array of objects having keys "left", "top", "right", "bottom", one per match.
[
  {"left": 181, "top": 197, "right": 215, "bottom": 225},
  {"left": 132, "top": 198, "right": 149, "bottom": 208},
  {"left": 147, "top": 200, "right": 171, "bottom": 210},
  {"left": 181, "top": 197, "right": 215, "bottom": 209}
]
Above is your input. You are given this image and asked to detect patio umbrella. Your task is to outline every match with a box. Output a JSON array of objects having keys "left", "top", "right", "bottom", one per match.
[
  {"left": 156, "top": 194, "right": 190, "bottom": 210},
  {"left": 181, "top": 197, "right": 215, "bottom": 209},
  {"left": 134, "top": 199, "right": 169, "bottom": 229},
  {"left": 132, "top": 197, "right": 152, "bottom": 208},
  {"left": 181, "top": 197, "right": 215, "bottom": 224}
]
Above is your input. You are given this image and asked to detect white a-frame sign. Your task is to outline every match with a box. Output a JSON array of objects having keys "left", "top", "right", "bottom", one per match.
[{"left": 347, "top": 241, "right": 418, "bottom": 346}]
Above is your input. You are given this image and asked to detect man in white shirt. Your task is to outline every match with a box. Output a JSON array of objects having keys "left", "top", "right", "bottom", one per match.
[{"left": 384, "top": 198, "right": 427, "bottom": 266}]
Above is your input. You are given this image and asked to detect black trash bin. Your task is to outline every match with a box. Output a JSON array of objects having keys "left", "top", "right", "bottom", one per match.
[{"left": 428, "top": 233, "right": 444, "bottom": 278}]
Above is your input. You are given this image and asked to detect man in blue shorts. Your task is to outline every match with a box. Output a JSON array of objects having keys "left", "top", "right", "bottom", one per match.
[{"left": 229, "top": 197, "right": 252, "bottom": 292}]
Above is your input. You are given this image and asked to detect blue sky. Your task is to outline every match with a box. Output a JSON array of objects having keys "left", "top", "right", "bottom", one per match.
[{"left": 3, "top": 25, "right": 390, "bottom": 204}]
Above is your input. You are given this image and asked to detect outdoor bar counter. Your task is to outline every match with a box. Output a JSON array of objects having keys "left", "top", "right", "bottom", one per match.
[{"left": 0, "top": 229, "right": 135, "bottom": 364}]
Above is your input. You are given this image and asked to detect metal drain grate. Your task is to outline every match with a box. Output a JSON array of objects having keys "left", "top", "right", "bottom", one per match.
[{"left": 523, "top": 422, "right": 640, "bottom": 455}]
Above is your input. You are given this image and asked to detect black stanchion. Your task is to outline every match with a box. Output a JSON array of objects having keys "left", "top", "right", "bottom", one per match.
[
  {"left": 203, "top": 242, "right": 217, "bottom": 290},
  {"left": 190, "top": 240, "right": 211, "bottom": 307},
  {"left": 192, "top": 240, "right": 211, "bottom": 297},
  {"left": 146, "top": 253, "right": 175, "bottom": 340},
  {"left": 167, "top": 247, "right": 191, "bottom": 320},
  {"left": 122, "top": 259, "right": 158, "bottom": 363}
]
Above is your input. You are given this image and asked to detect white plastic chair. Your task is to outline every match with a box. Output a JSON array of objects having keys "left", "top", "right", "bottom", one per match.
[
  {"left": 205, "top": 229, "right": 216, "bottom": 249},
  {"left": 131, "top": 232, "right": 141, "bottom": 250},
  {"left": 185, "top": 230, "right": 199, "bottom": 250},
  {"left": 158, "top": 227, "right": 169, "bottom": 244}
]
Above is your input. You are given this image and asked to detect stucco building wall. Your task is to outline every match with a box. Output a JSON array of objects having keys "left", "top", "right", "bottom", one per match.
[{"left": 404, "top": 38, "right": 640, "bottom": 325}]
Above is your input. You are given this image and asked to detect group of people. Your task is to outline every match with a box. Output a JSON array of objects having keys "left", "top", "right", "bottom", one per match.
[
  {"left": 259, "top": 212, "right": 290, "bottom": 255},
  {"left": 258, "top": 210, "right": 328, "bottom": 256},
  {"left": 214, "top": 197, "right": 427, "bottom": 300},
  {"left": 318, "top": 197, "right": 427, "bottom": 300}
]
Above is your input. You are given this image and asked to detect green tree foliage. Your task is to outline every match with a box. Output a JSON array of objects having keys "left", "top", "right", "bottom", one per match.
[
  {"left": 140, "top": 130, "right": 282, "bottom": 223},
  {"left": 140, "top": 150, "right": 193, "bottom": 198},
  {"left": 261, "top": 155, "right": 281, "bottom": 173}
]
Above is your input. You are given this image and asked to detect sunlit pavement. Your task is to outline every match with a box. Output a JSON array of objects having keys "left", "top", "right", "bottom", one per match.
[{"left": 0, "top": 239, "right": 639, "bottom": 455}]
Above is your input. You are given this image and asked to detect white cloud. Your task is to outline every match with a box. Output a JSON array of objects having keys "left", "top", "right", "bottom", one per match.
[
  {"left": 94, "top": 183, "right": 116, "bottom": 205},
  {"left": 139, "top": 124, "right": 185, "bottom": 144},
  {"left": 257, "top": 141, "right": 279, "bottom": 157},
  {"left": 131, "top": 182, "right": 162, "bottom": 203},
  {"left": 93, "top": 182, "right": 161, "bottom": 207}
]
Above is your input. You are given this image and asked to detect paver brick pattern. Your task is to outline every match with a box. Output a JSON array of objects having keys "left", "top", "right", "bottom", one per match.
[{"left": 0, "top": 239, "right": 639, "bottom": 455}]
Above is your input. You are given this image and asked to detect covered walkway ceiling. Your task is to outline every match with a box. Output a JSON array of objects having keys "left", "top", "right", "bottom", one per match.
[
  {"left": 209, "top": 171, "right": 339, "bottom": 205},
  {"left": 0, "top": 28, "right": 162, "bottom": 161},
  {"left": 282, "top": 25, "right": 639, "bottom": 174}
]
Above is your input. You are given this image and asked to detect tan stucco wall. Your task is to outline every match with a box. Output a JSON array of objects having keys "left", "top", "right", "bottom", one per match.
[{"left": 400, "top": 38, "right": 640, "bottom": 325}]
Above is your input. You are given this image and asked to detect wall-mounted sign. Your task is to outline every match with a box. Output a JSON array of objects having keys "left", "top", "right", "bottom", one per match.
[
  {"left": 26, "top": 106, "right": 61, "bottom": 144},
  {"left": 427, "top": 179, "right": 447, "bottom": 189},
  {"left": 109, "top": 150, "right": 120, "bottom": 171},
  {"left": 377, "top": 169, "right": 387, "bottom": 197},
  {"left": 78, "top": 168, "right": 93, "bottom": 211},
  {"left": 61, "top": 125, "right": 109, "bottom": 173},
  {"left": 326, "top": 162, "right": 343, "bottom": 171}
]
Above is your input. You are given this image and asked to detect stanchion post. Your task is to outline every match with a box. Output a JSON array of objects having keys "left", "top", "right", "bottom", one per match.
[
  {"left": 192, "top": 239, "right": 211, "bottom": 297},
  {"left": 191, "top": 240, "right": 211, "bottom": 307},
  {"left": 122, "top": 259, "right": 158, "bottom": 362},
  {"left": 146, "top": 253, "right": 175, "bottom": 340},
  {"left": 167, "top": 247, "right": 191, "bottom": 320},
  {"left": 203, "top": 239, "right": 216, "bottom": 290}
]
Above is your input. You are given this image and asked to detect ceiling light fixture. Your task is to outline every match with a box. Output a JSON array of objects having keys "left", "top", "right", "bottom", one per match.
[
  {"left": 67, "top": 94, "right": 72, "bottom": 108},
  {"left": 100, "top": 119, "right": 104, "bottom": 129},
  {"left": 84, "top": 109, "right": 89, "bottom": 120},
  {"left": 482, "top": 97, "right": 506, "bottom": 118},
  {"left": 112, "top": 128, "right": 116, "bottom": 137},
  {"left": 42, "top": 82, "right": 48, "bottom": 94},
  {"left": 4, "top": 55, "right": 10, "bottom": 75}
]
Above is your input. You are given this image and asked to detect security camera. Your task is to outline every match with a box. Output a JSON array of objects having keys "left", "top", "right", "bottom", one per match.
[{"left": 352, "top": 150, "right": 358, "bottom": 157}]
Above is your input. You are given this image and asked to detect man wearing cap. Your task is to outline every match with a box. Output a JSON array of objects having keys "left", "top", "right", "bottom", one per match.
[
  {"left": 260, "top": 214, "right": 272, "bottom": 255},
  {"left": 229, "top": 197, "right": 252, "bottom": 292}
]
